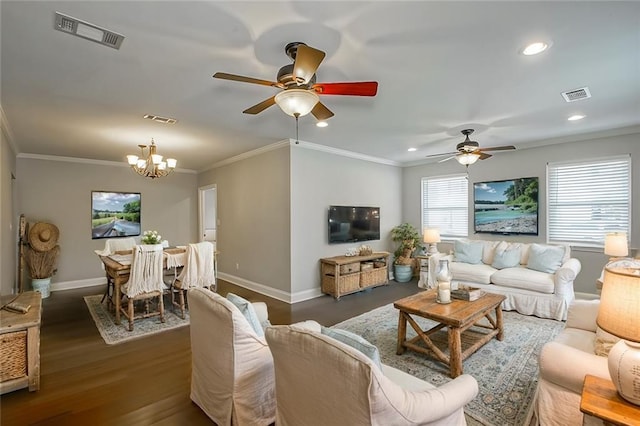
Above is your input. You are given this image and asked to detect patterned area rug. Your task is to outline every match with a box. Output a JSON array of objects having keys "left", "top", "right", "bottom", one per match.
[
  {"left": 84, "top": 294, "right": 189, "bottom": 345},
  {"left": 332, "top": 303, "right": 564, "bottom": 426}
]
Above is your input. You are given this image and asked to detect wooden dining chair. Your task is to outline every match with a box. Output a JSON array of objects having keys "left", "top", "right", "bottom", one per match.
[
  {"left": 98, "top": 237, "right": 136, "bottom": 305},
  {"left": 171, "top": 242, "right": 216, "bottom": 319},
  {"left": 120, "top": 244, "right": 166, "bottom": 331}
]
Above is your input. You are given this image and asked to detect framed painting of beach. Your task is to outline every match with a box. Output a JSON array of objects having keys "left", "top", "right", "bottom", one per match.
[
  {"left": 91, "top": 191, "right": 141, "bottom": 239},
  {"left": 473, "top": 177, "right": 538, "bottom": 235}
]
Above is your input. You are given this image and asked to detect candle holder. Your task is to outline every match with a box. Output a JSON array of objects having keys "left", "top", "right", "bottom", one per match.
[{"left": 436, "top": 259, "right": 453, "bottom": 304}]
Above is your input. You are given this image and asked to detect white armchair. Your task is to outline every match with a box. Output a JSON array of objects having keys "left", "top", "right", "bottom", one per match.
[
  {"left": 533, "top": 299, "right": 610, "bottom": 426},
  {"left": 265, "top": 324, "right": 478, "bottom": 426},
  {"left": 188, "top": 288, "right": 275, "bottom": 426}
]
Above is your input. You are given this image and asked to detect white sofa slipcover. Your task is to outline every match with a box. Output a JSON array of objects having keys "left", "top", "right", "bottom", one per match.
[
  {"left": 533, "top": 299, "right": 609, "bottom": 426},
  {"left": 265, "top": 324, "right": 479, "bottom": 426},
  {"left": 428, "top": 240, "right": 581, "bottom": 320}
]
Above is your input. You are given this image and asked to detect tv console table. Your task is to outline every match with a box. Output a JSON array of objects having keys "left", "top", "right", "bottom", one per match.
[{"left": 320, "top": 252, "right": 390, "bottom": 300}]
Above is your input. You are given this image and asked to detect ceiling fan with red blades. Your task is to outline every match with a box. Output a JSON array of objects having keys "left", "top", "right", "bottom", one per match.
[
  {"left": 213, "top": 42, "right": 378, "bottom": 121},
  {"left": 425, "top": 129, "right": 516, "bottom": 165}
]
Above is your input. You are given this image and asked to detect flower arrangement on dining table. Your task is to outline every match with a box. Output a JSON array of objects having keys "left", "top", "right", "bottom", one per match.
[{"left": 141, "top": 230, "right": 162, "bottom": 245}]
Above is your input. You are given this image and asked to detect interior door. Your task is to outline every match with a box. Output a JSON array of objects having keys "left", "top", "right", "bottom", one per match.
[{"left": 199, "top": 184, "right": 217, "bottom": 243}]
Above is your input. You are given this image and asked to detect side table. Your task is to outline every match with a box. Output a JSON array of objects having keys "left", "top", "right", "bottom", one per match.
[
  {"left": 580, "top": 374, "right": 640, "bottom": 426},
  {"left": 0, "top": 291, "right": 42, "bottom": 394}
]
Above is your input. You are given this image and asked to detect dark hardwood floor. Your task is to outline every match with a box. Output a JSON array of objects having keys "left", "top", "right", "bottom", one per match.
[{"left": 0, "top": 279, "right": 420, "bottom": 425}]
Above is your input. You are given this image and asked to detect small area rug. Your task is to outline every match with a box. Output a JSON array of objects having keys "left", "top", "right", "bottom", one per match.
[
  {"left": 332, "top": 303, "right": 564, "bottom": 426},
  {"left": 84, "top": 294, "right": 189, "bottom": 345}
]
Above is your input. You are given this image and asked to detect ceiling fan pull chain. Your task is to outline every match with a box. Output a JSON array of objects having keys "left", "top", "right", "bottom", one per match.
[{"left": 294, "top": 112, "right": 300, "bottom": 144}]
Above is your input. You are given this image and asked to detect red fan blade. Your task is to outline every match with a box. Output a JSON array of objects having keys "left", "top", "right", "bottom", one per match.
[
  {"left": 292, "top": 45, "right": 325, "bottom": 85},
  {"left": 243, "top": 96, "right": 276, "bottom": 115},
  {"left": 311, "top": 102, "right": 334, "bottom": 121},
  {"left": 313, "top": 81, "right": 378, "bottom": 96},
  {"left": 213, "top": 72, "right": 283, "bottom": 88}
]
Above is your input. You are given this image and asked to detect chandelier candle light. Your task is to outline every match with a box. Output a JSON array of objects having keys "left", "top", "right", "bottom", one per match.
[{"left": 127, "top": 138, "right": 177, "bottom": 179}]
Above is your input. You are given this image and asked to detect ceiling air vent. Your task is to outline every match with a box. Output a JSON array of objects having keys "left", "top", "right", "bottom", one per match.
[
  {"left": 144, "top": 114, "right": 178, "bottom": 125},
  {"left": 54, "top": 12, "right": 124, "bottom": 50},
  {"left": 561, "top": 87, "right": 591, "bottom": 102}
]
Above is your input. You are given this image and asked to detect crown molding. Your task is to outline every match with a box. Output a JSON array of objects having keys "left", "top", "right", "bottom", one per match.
[
  {"left": 200, "top": 139, "right": 291, "bottom": 171},
  {"left": 16, "top": 153, "right": 197, "bottom": 174}
]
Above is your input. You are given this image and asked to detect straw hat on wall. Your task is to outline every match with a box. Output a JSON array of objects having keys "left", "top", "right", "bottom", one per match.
[{"left": 28, "top": 222, "right": 60, "bottom": 252}]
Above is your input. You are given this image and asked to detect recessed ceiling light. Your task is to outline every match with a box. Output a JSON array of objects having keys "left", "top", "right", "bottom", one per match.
[
  {"left": 407, "top": 148, "right": 417, "bottom": 152},
  {"left": 568, "top": 114, "right": 586, "bottom": 121},
  {"left": 316, "top": 121, "right": 328, "bottom": 128},
  {"left": 521, "top": 41, "right": 549, "bottom": 56}
]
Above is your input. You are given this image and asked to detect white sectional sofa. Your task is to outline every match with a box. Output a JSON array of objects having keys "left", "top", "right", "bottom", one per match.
[{"left": 428, "top": 239, "right": 581, "bottom": 320}]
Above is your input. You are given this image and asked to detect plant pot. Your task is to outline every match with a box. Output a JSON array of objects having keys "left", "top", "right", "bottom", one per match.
[
  {"left": 31, "top": 277, "right": 51, "bottom": 298},
  {"left": 394, "top": 264, "right": 413, "bottom": 283}
]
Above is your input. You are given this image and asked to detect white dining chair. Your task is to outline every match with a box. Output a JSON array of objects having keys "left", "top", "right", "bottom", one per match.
[
  {"left": 171, "top": 241, "right": 216, "bottom": 319},
  {"left": 120, "top": 244, "right": 166, "bottom": 331}
]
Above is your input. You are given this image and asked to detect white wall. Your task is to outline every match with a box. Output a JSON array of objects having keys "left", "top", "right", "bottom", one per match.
[
  {"left": 1, "top": 120, "right": 17, "bottom": 295},
  {"left": 290, "top": 144, "right": 403, "bottom": 301},
  {"left": 198, "top": 144, "right": 292, "bottom": 299},
  {"left": 402, "top": 131, "right": 640, "bottom": 295},
  {"left": 16, "top": 156, "right": 198, "bottom": 290}
]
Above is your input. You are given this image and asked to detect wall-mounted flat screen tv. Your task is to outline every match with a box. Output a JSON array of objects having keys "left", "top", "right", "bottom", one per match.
[
  {"left": 328, "top": 206, "right": 380, "bottom": 244},
  {"left": 473, "top": 177, "right": 538, "bottom": 235}
]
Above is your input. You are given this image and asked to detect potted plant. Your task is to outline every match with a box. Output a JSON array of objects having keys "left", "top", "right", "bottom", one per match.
[{"left": 391, "top": 223, "right": 423, "bottom": 283}]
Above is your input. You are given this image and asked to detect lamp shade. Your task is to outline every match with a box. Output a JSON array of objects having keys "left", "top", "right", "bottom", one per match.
[
  {"left": 423, "top": 228, "right": 441, "bottom": 243},
  {"left": 604, "top": 232, "right": 628, "bottom": 257},
  {"left": 597, "top": 266, "right": 640, "bottom": 343},
  {"left": 274, "top": 89, "right": 319, "bottom": 117},
  {"left": 456, "top": 152, "right": 480, "bottom": 165}
]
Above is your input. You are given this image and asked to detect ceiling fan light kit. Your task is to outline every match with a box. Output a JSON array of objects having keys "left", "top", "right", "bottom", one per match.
[
  {"left": 126, "top": 138, "right": 177, "bottom": 179},
  {"left": 274, "top": 89, "right": 319, "bottom": 117}
]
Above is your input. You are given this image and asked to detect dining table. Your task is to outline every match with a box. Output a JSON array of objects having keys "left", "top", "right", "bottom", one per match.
[{"left": 98, "top": 247, "right": 188, "bottom": 325}]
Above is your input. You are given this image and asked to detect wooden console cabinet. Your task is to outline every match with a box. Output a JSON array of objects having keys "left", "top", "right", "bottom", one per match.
[
  {"left": 320, "top": 252, "right": 390, "bottom": 300},
  {"left": 0, "top": 291, "right": 42, "bottom": 395}
]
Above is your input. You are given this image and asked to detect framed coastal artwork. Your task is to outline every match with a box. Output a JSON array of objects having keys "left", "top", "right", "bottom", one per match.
[
  {"left": 91, "top": 191, "right": 141, "bottom": 239},
  {"left": 473, "top": 177, "right": 538, "bottom": 235}
]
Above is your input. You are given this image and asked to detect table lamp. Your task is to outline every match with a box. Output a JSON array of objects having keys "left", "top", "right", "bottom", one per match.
[
  {"left": 597, "top": 265, "right": 640, "bottom": 405},
  {"left": 604, "top": 232, "right": 628, "bottom": 259},
  {"left": 423, "top": 228, "right": 441, "bottom": 255}
]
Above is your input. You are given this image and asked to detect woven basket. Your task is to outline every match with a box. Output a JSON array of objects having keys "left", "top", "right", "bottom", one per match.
[
  {"left": 339, "top": 273, "right": 361, "bottom": 293},
  {"left": 360, "top": 267, "right": 387, "bottom": 288},
  {"left": 0, "top": 331, "right": 27, "bottom": 382}
]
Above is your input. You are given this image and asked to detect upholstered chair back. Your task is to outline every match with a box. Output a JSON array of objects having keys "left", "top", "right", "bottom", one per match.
[{"left": 188, "top": 288, "right": 275, "bottom": 426}]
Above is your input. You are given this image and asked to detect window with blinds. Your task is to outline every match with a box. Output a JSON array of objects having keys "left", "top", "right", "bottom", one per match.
[
  {"left": 547, "top": 155, "right": 631, "bottom": 246},
  {"left": 421, "top": 174, "right": 468, "bottom": 238}
]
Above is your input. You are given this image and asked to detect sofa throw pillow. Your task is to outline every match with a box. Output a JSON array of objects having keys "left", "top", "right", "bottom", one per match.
[
  {"left": 226, "top": 292, "right": 264, "bottom": 337},
  {"left": 527, "top": 244, "right": 565, "bottom": 274},
  {"left": 321, "top": 326, "right": 382, "bottom": 370},
  {"left": 454, "top": 240, "right": 484, "bottom": 264},
  {"left": 492, "top": 243, "right": 522, "bottom": 269},
  {"left": 594, "top": 326, "right": 621, "bottom": 357}
]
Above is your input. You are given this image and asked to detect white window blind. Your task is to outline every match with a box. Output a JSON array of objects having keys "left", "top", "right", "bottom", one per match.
[
  {"left": 547, "top": 155, "right": 631, "bottom": 246},
  {"left": 421, "top": 174, "right": 468, "bottom": 238}
]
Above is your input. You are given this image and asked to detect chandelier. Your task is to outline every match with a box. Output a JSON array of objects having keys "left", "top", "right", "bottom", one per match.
[{"left": 126, "top": 138, "right": 177, "bottom": 179}]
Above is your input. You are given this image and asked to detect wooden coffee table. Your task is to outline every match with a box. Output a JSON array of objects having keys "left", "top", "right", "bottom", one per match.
[{"left": 394, "top": 290, "right": 506, "bottom": 378}]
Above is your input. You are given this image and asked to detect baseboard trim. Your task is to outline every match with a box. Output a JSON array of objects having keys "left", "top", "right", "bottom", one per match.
[
  {"left": 50, "top": 277, "right": 107, "bottom": 292},
  {"left": 575, "top": 291, "right": 600, "bottom": 300},
  {"left": 216, "top": 273, "right": 322, "bottom": 304}
]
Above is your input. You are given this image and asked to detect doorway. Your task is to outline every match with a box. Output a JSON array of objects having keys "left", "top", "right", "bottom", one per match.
[{"left": 198, "top": 184, "right": 217, "bottom": 243}]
